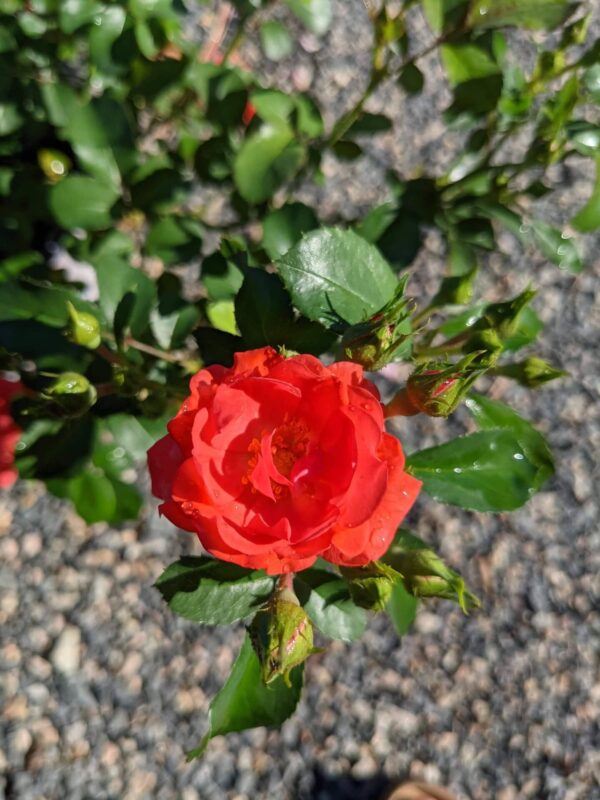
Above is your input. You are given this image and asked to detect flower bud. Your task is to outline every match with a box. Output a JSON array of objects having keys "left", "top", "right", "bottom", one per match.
[
  {"left": 66, "top": 302, "right": 101, "bottom": 350},
  {"left": 44, "top": 372, "right": 97, "bottom": 417},
  {"left": 382, "top": 529, "right": 479, "bottom": 613},
  {"left": 342, "top": 278, "right": 412, "bottom": 371},
  {"left": 386, "top": 352, "right": 486, "bottom": 418},
  {"left": 249, "top": 587, "right": 317, "bottom": 687},
  {"left": 339, "top": 561, "right": 400, "bottom": 611},
  {"left": 494, "top": 357, "right": 567, "bottom": 387}
]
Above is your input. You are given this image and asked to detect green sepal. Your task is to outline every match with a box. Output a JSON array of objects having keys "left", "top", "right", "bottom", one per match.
[
  {"left": 382, "top": 529, "right": 479, "bottom": 613},
  {"left": 339, "top": 561, "right": 401, "bottom": 612},
  {"left": 248, "top": 585, "right": 320, "bottom": 687}
]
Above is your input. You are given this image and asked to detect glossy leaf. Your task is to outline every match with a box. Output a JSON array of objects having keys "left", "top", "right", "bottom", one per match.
[
  {"left": 277, "top": 228, "right": 397, "bottom": 328},
  {"left": 155, "top": 557, "right": 275, "bottom": 625},
  {"left": 572, "top": 161, "right": 600, "bottom": 232},
  {"left": 406, "top": 431, "right": 542, "bottom": 511},
  {"left": 465, "top": 394, "right": 554, "bottom": 491},
  {"left": 294, "top": 569, "right": 367, "bottom": 641},
  {"left": 187, "top": 635, "right": 303, "bottom": 759}
]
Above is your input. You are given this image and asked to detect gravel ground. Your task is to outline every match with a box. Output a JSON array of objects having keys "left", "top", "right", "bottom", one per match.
[{"left": 2, "top": 2, "right": 600, "bottom": 799}]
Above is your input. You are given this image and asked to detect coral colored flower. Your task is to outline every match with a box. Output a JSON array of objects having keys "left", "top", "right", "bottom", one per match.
[
  {"left": 148, "top": 348, "right": 421, "bottom": 575},
  {"left": 0, "top": 379, "right": 23, "bottom": 489}
]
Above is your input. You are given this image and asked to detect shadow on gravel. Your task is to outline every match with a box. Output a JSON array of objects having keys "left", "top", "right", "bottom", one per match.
[{"left": 296, "top": 765, "right": 392, "bottom": 800}]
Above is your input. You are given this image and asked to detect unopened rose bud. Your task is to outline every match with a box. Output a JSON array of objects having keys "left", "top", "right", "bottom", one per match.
[
  {"left": 493, "top": 357, "right": 567, "bottom": 387},
  {"left": 66, "top": 302, "right": 101, "bottom": 350},
  {"left": 339, "top": 561, "right": 400, "bottom": 611},
  {"left": 44, "top": 372, "right": 97, "bottom": 417},
  {"left": 342, "top": 278, "right": 413, "bottom": 371},
  {"left": 249, "top": 586, "right": 317, "bottom": 687},
  {"left": 385, "top": 352, "right": 486, "bottom": 418},
  {"left": 382, "top": 529, "right": 479, "bottom": 613}
]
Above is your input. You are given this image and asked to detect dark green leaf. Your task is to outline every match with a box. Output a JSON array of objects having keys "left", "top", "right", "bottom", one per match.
[
  {"left": 235, "top": 268, "right": 335, "bottom": 354},
  {"left": 187, "top": 635, "right": 303, "bottom": 758},
  {"left": 406, "top": 431, "right": 542, "bottom": 511},
  {"left": 155, "top": 557, "right": 275, "bottom": 625},
  {"left": 465, "top": 393, "right": 554, "bottom": 491},
  {"left": 294, "top": 569, "right": 367, "bottom": 641},
  {"left": 262, "top": 203, "right": 319, "bottom": 260},
  {"left": 398, "top": 63, "right": 425, "bottom": 94},
  {"left": 276, "top": 228, "right": 397, "bottom": 328},
  {"left": 346, "top": 113, "right": 393, "bottom": 136}
]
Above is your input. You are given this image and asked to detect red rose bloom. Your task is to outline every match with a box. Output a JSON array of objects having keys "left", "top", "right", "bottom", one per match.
[
  {"left": 148, "top": 348, "right": 421, "bottom": 575},
  {"left": 0, "top": 379, "right": 23, "bottom": 489}
]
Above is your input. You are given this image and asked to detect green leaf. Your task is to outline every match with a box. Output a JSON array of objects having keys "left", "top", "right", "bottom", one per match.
[
  {"left": 572, "top": 161, "right": 600, "bottom": 232},
  {"left": 0, "top": 103, "right": 23, "bottom": 136},
  {"left": 235, "top": 268, "right": 335, "bottom": 354},
  {"left": 465, "top": 394, "right": 554, "bottom": 491},
  {"left": 233, "top": 123, "right": 305, "bottom": 204},
  {"left": 58, "top": 0, "right": 103, "bottom": 34},
  {"left": 260, "top": 20, "right": 293, "bottom": 61},
  {"left": 262, "top": 203, "right": 319, "bottom": 260},
  {"left": 422, "top": 0, "right": 470, "bottom": 33},
  {"left": 187, "top": 635, "right": 303, "bottom": 759},
  {"left": 530, "top": 220, "right": 583, "bottom": 273},
  {"left": 386, "top": 580, "right": 418, "bottom": 636},
  {"left": 155, "top": 557, "right": 275, "bottom": 625},
  {"left": 201, "top": 253, "right": 244, "bottom": 301},
  {"left": 346, "top": 113, "right": 393, "bottom": 136},
  {"left": 276, "top": 228, "right": 398, "bottom": 329},
  {"left": 406, "top": 431, "right": 542, "bottom": 511},
  {"left": 440, "top": 44, "right": 500, "bottom": 86},
  {"left": 503, "top": 306, "right": 543, "bottom": 352},
  {"left": 93, "top": 256, "right": 156, "bottom": 338},
  {"left": 206, "top": 299, "right": 237, "bottom": 335},
  {"left": 294, "top": 569, "right": 368, "bottom": 641},
  {"left": 398, "top": 63, "right": 425, "bottom": 94},
  {"left": 566, "top": 121, "right": 600, "bottom": 157},
  {"left": 584, "top": 64, "right": 600, "bottom": 103},
  {"left": 468, "top": 0, "right": 578, "bottom": 30},
  {"left": 49, "top": 175, "right": 119, "bottom": 230},
  {"left": 64, "top": 470, "right": 117, "bottom": 524},
  {"left": 283, "top": 0, "right": 332, "bottom": 34}
]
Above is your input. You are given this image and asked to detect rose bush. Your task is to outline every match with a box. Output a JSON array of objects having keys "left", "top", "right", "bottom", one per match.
[{"left": 148, "top": 347, "right": 421, "bottom": 574}]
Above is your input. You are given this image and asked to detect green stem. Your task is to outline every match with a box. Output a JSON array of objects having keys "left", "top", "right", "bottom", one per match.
[{"left": 327, "top": 31, "right": 457, "bottom": 148}]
